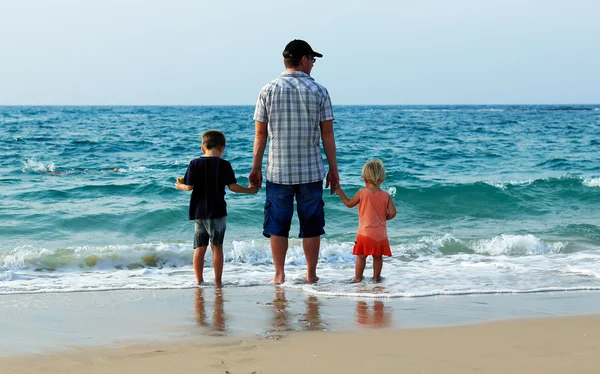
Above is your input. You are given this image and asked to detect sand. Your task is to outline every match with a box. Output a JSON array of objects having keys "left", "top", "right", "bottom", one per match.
[
  {"left": 1, "top": 287, "right": 600, "bottom": 373},
  {"left": 2, "top": 314, "right": 599, "bottom": 373}
]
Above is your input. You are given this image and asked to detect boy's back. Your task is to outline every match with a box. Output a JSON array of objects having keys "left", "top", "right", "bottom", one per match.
[{"left": 184, "top": 156, "right": 236, "bottom": 220}]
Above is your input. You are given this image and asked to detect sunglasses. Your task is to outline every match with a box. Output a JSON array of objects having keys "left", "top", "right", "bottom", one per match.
[{"left": 311, "top": 57, "right": 316, "bottom": 63}]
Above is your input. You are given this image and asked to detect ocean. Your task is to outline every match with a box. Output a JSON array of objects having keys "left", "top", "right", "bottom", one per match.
[{"left": 1, "top": 105, "right": 599, "bottom": 298}]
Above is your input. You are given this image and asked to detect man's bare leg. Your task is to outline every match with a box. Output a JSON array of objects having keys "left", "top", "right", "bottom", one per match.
[
  {"left": 211, "top": 244, "right": 224, "bottom": 287},
  {"left": 303, "top": 236, "right": 320, "bottom": 283},
  {"left": 269, "top": 235, "right": 288, "bottom": 284},
  {"left": 193, "top": 246, "right": 208, "bottom": 285}
]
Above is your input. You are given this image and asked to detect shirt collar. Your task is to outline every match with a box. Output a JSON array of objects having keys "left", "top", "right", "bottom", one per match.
[{"left": 280, "top": 71, "right": 313, "bottom": 80}]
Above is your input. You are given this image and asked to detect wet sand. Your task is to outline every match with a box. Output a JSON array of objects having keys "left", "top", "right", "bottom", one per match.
[{"left": 1, "top": 287, "right": 600, "bottom": 373}]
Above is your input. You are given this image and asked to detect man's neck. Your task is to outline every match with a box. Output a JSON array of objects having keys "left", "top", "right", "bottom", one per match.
[{"left": 286, "top": 67, "right": 309, "bottom": 75}]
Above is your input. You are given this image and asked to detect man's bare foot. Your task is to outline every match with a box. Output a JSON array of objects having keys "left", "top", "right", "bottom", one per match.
[
  {"left": 351, "top": 277, "right": 362, "bottom": 283},
  {"left": 196, "top": 280, "right": 204, "bottom": 286},
  {"left": 305, "top": 275, "right": 319, "bottom": 284},
  {"left": 268, "top": 275, "right": 285, "bottom": 284}
]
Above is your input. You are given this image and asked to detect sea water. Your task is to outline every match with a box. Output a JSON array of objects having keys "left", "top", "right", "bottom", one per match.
[{"left": 1, "top": 105, "right": 599, "bottom": 298}]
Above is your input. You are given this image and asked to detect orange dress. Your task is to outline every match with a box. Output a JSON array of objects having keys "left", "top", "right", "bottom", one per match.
[{"left": 353, "top": 188, "right": 392, "bottom": 257}]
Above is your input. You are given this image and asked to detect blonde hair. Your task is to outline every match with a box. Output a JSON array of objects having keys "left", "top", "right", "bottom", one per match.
[{"left": 361, "top": 159, "right": 386, "bottom": 185}]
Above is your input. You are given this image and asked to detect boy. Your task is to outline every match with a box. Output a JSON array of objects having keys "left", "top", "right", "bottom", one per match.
[{"left": 176, "top": 130, "right": 257, "bottom": 287}]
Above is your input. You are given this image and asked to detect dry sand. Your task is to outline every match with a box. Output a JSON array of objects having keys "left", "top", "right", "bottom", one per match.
[{"left": 3, "top": 314, "right": 599, "bottom": 374}]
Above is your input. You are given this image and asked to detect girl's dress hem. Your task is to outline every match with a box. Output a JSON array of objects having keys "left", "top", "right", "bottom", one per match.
[{"left": 353, "top": 234, "right": 392, "bottom": 256}]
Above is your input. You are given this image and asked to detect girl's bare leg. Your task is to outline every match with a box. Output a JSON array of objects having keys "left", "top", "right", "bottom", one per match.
[
  {"left": 194, "top": 246, "right": 208, "bottom": 284},
  {"left": 373, "top": 255, "right": 383, "bottom": 282},
  {"left": 353, "top": 255, "right": 366, "bottom": 282}
]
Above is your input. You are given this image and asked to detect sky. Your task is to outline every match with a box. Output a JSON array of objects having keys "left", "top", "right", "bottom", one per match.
[{"left": 0, "top": 0, "right": 599, "bottom": 105}]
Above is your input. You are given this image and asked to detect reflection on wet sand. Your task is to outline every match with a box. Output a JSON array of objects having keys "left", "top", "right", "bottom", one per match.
[
  {"left": 302, "top": 295, "right": 326, "bottom": 331},
  {"left": 194, "top": 287, "right": 226, "bottom": 334},
  {"left": 265, "top": 287, "right": 326, "bottom": 336},
  {"left": 267, "top": 286, "right": 290, "bottom": 334},
  {"left": 356, "top": 300, "right": 392, "bottom": 328}
]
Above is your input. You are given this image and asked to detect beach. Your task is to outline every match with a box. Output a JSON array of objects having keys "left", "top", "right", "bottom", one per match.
[
  {"left": 2, "top": 106, "right": 599, "bottom": 372},
  {"left": 1, "top": 287, "right": 600, "bottom": 373}
]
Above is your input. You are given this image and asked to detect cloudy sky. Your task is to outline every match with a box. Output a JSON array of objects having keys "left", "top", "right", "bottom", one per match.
[{"left": 1, "top": 0, "right": 598, "bottom": 105}]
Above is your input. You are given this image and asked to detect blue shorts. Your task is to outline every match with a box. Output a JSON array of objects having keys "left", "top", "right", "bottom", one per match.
[
  {"left": 263, "top": 181, "right": 325, "bottom": 238},
  {"left": 194, "top": 217, "right": 227, "bottom": 247}
]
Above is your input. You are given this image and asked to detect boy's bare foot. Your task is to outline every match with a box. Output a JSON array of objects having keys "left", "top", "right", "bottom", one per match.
[
  {"left": 373, "top": 276, "right": 384, "bottom": 283},
  {"left": 305, "top": 275, "right": 319, "bottom": 284},
  {"left": 196, "top": 279, "right": 204, "bottom": 285},
  {"left": 214, "top": 278, "right": 222, "bottom": 287},
  {"left": 351, "top": 277, "right": 363, "bottom": 283}
]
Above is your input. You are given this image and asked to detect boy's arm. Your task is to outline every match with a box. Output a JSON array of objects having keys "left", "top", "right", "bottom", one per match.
[
  {"left": 386, "top": 195, "right": 397, "bottom": 220},
  {"left": 175, "top": 178, "right": 193, "bottom": 191},
  {"left": 336, "top": 187, "right": 360, "bottom": 208},
  {"left": 228, "top": 183, "right": 258, "bottom": 194}
]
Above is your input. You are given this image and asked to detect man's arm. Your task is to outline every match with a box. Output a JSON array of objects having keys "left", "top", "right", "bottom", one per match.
[
  {"left": 249, "top": 121, "right": 267, "bottom": 188},
  {"left": 320, "top": 119, "right": 339, "bottom": 194}
]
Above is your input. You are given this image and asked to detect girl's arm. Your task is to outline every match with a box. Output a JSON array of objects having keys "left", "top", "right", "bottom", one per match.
[
  {"left": 336, "top": 187, "right": 360, "bottom": 208},
  {"left": 228, "top": 183, "right": 259, "bottom": 194},
  {"left": 386, "top": 195, "right": 397, "bottom": 220}
]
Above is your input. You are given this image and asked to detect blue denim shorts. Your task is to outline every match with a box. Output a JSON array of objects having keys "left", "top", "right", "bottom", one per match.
[
  {"left": 263, "top": 181, "right": 325, "bottom": 238},
  {"left": 194, "top": 217, "right": 227, "bottom": 247}
]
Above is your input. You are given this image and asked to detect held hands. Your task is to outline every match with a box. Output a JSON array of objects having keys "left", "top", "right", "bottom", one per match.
[
  {"left": 248, "top": 168, "right": 262, "bottom": 190},
  {"left": 325, "top": 169, "right": 340, "bottom": 195},
  {"left": 248, "top": 183, "right": 259, "bottom": 194}
]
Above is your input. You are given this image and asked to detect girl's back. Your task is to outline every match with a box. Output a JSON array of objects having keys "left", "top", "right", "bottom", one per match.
[{"left": 357, "top": 188, "right": 389, "bottom": 238}]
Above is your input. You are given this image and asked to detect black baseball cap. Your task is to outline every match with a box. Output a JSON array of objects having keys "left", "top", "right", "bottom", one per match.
[{"left": 282, "top": 39, "right": 323, "bottom": 59}]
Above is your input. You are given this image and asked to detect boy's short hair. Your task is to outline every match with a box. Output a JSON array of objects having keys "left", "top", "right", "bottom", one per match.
[
  {"left": 361, "top": 159, "right": 386, "bottom": 184},
  {"left": 202, "top": 130, "right": 226, "bottom": 150}
]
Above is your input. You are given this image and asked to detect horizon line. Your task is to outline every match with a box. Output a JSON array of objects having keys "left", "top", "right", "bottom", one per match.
[{"left": 1, "top": 103, "right": 599, "bottom": 107}]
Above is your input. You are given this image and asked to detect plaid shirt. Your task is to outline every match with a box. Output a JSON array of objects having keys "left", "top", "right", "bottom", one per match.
[{"left": 253, "top": 71, "right": 334, "bottom": 185}]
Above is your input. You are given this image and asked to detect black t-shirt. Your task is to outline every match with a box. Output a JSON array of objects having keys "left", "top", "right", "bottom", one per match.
[{"left": 183, "top": 157, "right": 237, "bottom": 220}]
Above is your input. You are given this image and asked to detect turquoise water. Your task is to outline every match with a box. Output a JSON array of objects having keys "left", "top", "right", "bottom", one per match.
[{"left": 1, "top": 105, "right": 599, "bottom": 296}]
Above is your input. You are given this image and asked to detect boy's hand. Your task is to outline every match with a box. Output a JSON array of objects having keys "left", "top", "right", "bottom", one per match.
[
  {"left": 176, "top": 177, "right": 184, "bottom": 184},
  {"left": 335, "top": 187, "right": 343, "bottom": 196},
  {"left": 249, "top": 185, "right": 259, "bottom": 194}
]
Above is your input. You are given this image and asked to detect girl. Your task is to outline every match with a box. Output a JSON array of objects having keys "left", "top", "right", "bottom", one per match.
[{"left": 336, "top": 159, "right": 396, "bottom": 282}]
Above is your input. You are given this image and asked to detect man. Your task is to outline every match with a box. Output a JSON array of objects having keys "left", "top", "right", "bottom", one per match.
[{"left": 249, "top": 39, "right": 339, "bottom": 284}]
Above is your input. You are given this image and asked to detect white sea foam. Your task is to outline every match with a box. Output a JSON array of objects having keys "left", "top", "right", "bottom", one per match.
[
  {"left": 0, "top": 237, "right": 598, "bottom": 297},
  {"left": 21, "top": 158, "right": 56, "bottom": 173},
  {"left": 119, "top": 166, "right": 148, "bottom": 172},
  {"left": 483, "top": 179, "right": 534, "bottom": 189},
  {"left": 472, "top": 234, "right": 563, "bottom": 256},
  {"left": 583, "top": 177, "right": 600, "bottom": 187},
  {"left": 567, "top": 268, "right": 600, "bottom": 278}
]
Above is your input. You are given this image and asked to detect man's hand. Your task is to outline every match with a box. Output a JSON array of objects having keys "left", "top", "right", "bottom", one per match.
[
  {"left": 249, "top": 168, "right": 263, "bottom": 189},
  {"left": 325, "top": 170, "right": 340, "bottom": 195}
]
